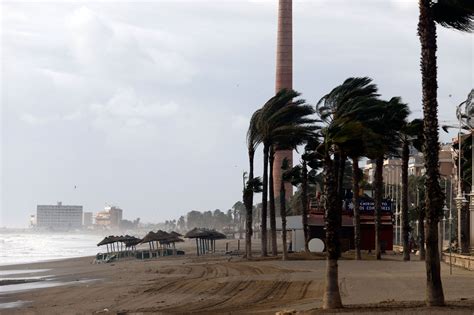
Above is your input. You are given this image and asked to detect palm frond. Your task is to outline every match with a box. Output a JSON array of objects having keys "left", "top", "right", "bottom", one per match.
[{"left": 433, "top": 0, "right": 474, "bottom": 32}]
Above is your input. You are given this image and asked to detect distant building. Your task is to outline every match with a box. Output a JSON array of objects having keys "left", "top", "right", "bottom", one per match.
[
  {"left": 95, "top": 206, "right": 123, "bottom": 228},
  {"left": 363, "top": 144, "right": 455, "bottom": 183},
  {"left": 29, "top": 215, "right": 36, "bottom": 227},
  {"left": 408, "top": 153, "right": 425, "bottom": 177},
  {"left": 36, "top": 202, "right": 83, "bottom": 229},
  {"left": 438, "top": 143, "right": 455, "bottom": 178},
  {"left": 83, "top": 212, "right": 93, "bottom": 227}
]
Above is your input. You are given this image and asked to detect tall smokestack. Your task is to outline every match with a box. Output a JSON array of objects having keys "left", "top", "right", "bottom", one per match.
[{"left": 273, "top": 0, "right": 293, "bottom": 197}]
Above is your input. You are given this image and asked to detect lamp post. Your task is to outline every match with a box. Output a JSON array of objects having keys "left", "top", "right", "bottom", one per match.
[
  {"left": 398, "top": 171, "right": 401, "bottom": 246},
  {"left": 448, "top": 177, "right": 453, "bottom": 275},
  {"left": 442, "top": 205, "right": 448, "bottom": 252}
]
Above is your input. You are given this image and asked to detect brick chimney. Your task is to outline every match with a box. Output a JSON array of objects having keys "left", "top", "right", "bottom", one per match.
[{"left": 273, "top": 0, "right": 293, "bottom": 197}]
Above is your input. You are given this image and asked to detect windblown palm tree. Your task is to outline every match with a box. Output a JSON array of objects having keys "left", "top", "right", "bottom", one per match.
[
  {"left": 244, "top": 109, "right": 262, "bottom": 258},
  {"left": 317, "top": 77, "right": 381, "bottom": 261},
  {"left": 367, "top": 97, "right": 409, "bottom": 260},
  {"left": 317, "top": 77, "right": 384, "bottom": 309},
  {"left": 418, "top": 0, "right": 473, "bottom": 306},
  {"left": 253, "top": 89, "right": 317, "bottom": 256},
  {"left": 318, "top": 77, "right": 381, "bottom": 206}
]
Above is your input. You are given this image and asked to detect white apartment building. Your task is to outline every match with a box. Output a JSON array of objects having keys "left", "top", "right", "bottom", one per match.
[
  {"left": 36, "top": 201, "right": 83, "bottom": 229},
  {"left": 83, "top": 212, "right": 93, "bottom": 227}
]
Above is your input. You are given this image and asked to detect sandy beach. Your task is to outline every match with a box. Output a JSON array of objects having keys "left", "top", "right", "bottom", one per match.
[{"left": 1, "top": 239, "right": 474, "bottom": 315}]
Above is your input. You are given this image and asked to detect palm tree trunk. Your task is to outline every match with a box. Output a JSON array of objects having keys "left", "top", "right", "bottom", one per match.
[
  {"left": 419, "top": 207, "right": 426, "bottom": 260},
  {"left": 352, "top": 157, "right": 361, "bottom": 260},
  {"left": 269, "top": 146, "right": 278, "bottom": 256},
  {"left": 244, "top": 148, "right": 255, "bottom": 259},
  {"left": 336, "top": 153, "right": 346, "bottom": 254},
  {"left": 261, "top": 144, "right": 269, "bottom": 256},
  {"left": 322, "top": 152, "right": 343, "bottom": 309},
  {"left": 301, "top": 160, "right": 310, "bottom": 252},
  {"left": 374, "top": 157, "right": 383, "bottom": 260},
  {"left": 402, "top": 141, "right": 410, "bottom": 261},
  {"left": 280, "top": 176, "right": 288, "bottom": 260},
  {"left": 418, "top": 0, "right": 445, "bottom": 306}
]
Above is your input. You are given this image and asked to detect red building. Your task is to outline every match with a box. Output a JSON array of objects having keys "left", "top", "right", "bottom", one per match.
[{"left": 308, "top": 196, "right": 393, "bottom": 252}]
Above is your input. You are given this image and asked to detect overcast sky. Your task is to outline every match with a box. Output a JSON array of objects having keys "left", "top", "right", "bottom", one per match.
[{"left": 1, "top": 0, "right": 472, "bottom": 227}]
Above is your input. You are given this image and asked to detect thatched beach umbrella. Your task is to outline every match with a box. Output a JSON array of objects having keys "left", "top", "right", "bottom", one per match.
[
  {"left": 185, "top": 228, "right": 226, "bottom": 256},
  {"left": 160, "top": 234, "right": 184, "bottom": 254},
  {"left": 122, "top": 235, "right": 141, "bottom": 251},
  {"left": 97, "top": 235, "right": 120, "bottom": 253},
  {"left": 203, "top": 230, "right": 226, "bottom": 253},
  {"left": 140, "top": 231, "right": 159, "bottom": 251},
  {"left": 185, "top": 228, "right": 206, "bottom": 256}
]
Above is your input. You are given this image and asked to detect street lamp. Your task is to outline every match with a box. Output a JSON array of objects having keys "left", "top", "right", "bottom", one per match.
[
  {"left": 442, "top": 204, "right": 448, "bottom": 251},
  {"left": 454, "top": 194, "right": 469, "bottom": 253}
]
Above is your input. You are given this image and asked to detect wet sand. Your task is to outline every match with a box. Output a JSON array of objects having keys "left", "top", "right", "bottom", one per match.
[{"left": 1, "top": 239, "right": 473, "bottom": 314}]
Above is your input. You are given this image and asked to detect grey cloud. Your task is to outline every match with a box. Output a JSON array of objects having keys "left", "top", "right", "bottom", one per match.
[{"left": 1, "top": 1, "right": 472, "bottom": 227}]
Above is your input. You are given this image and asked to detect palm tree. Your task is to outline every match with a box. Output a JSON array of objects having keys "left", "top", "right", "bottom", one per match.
[
  {"left": 317, "top": 77, "right": 381, "bottom": 261},
  {"left": 367, "top": 98, "right": 409, "bottom": 260},
  {"left": 243, "top": 177, "right": 263, "bottom": 258},
  {"left": 418, "top": 0, "right": 473, "bottom": 306},
  {"left": 300, "top": 138, "right": 322, "bottom": 252},
  {"left": 280, "top": 158, "right": 298, "bottom": 260},
  {"left": 244, "top": 109, "right": 262, "bottom": 258},
  {"left": 345, "top": 125, "right": 380, "bottom": 260},
  {"left": 255, "top": 89, "right": 317, "bottom": 256},
  {"left": 399, "top": 119, "right": 424, "bottom": 261},
  {"left": 318, "top": 78, "right": 380, "bottom": 205},
  {"left": 317, "top": 77, "right": 384, "bottom": 309}
]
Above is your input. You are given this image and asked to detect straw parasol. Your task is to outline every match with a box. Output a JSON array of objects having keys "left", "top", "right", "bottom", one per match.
[
  {"left": 169, "top": 231, "right": 183, "bottom": 237},
  {"left": 122, "top": 236, "right": 141, "bottom": 248},
  {"left": 97, "top": 235, "right": 125, "bottom": 253},
  {"left": 184, "top": 228, "right": 226, "bottom": 256}
]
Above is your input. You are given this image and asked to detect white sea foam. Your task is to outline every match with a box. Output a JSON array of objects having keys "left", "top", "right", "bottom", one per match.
[
  {"left": 0, "top": 269, "right": 50, "bottom": 276},
  {"left": 0, "top": 233, "right": 102, "bottom": 266},
  {"left": 0, "top": 300, "right": 31, "bottom": 309}
]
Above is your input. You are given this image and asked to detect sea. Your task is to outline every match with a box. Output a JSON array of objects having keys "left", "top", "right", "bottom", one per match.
[{"left": 0, "top": 232, "right": 104, "bottom": 266}]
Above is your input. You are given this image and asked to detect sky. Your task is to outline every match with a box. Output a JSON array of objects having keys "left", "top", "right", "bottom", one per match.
[{"left": 1, "top": 0, "right": 472, "bottom": 227}]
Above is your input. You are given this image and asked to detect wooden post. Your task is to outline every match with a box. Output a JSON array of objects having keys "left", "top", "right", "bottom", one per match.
[
  {"left": 226, "top": 242, "right": 229, "bottom": 252},
  {"left": 196, "top": 238, "right": 199, "bottom": 256},
  {"left": 238, "top": 239, "right": 240, "bottom": 251}
]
